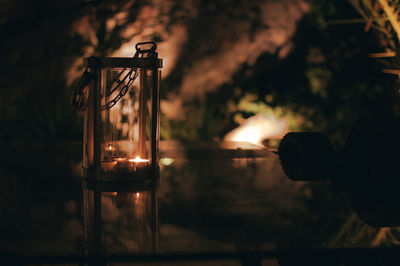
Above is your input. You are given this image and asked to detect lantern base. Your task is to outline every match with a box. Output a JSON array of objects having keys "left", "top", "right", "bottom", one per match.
[{"left": 83, "top": 166, "right": 159, "bottom": 183}]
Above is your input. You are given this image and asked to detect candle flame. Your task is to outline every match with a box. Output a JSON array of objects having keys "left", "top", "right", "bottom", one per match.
[
  {"left": 105, "top": 145, "right": 114, "bottom": 151},
  {"left": 136, "top": 192, "right": 140, "bottom": 198},
  {"left": 128, "top": 156, "right": 149, "bottom": 163}
]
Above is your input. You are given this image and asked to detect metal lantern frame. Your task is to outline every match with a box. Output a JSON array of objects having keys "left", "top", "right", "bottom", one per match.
[{"left": 81, "top": 42, "right": 163, "bottom": 182}]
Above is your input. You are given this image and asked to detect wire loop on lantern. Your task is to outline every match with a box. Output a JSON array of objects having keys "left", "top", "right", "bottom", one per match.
[
  {"left": 135, "top": 41, "right": 157, "bottom": 54},
  {"left": 71, "top": 69, "right": 95, "bottom": 112}
]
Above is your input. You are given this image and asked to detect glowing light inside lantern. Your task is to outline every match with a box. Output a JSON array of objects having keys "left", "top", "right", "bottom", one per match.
[
  {"left": 105, "top": 145, "right": 115, "bottom": 151},
  {"left": 129, "top": 156, "right": 149, "bottom": 163}
]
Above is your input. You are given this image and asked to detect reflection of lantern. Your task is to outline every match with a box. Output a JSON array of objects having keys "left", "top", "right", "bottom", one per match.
[
  {"left": 75, "top": 42, "right": 162, "bottom": 181},
  {"left": 82, "top": 180, "right": 158, "bottom": 255}
]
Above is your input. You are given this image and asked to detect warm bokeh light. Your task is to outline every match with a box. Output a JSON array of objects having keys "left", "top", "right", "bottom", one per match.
[
  {"left": 224, "top": 114, "right": 288, "bottom": 146},
  {"left": 160, "top": 157, "right": 174, "bottom": 166}
]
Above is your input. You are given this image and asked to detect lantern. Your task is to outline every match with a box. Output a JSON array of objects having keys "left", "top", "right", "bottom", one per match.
[{"left": 74, "top": 42, "right": 162, "bottom": 182}]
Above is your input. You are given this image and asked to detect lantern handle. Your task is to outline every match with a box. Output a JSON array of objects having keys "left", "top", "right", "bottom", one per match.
[
  {"left": 135, "top": 41, "right": 157, "bottom": 53},
  {"left": 72, "top": 42, "right": 157, "bottom": 112}
]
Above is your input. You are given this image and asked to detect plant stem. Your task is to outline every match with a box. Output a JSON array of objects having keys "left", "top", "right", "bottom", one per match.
[{"left": 378, "top": 0, "right": 400, "bottom": 43}]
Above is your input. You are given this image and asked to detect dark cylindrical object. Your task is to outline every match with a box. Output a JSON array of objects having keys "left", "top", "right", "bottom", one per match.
[
  {"left": 278, "top": 118, "right": 400, "bottom": 226},
  {"left": 278, "top": 132, "right": 336, "bottom": 181},
  {"left": 343, "top": 117, "right": 400, "bottom": 226}
]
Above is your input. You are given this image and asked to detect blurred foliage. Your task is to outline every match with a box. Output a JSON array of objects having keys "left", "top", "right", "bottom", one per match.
[
  {"left": 326, "top": 213, "right": 400, "bottom": 247},
  {"left": 262, "top": 0, "right": 396, "bottom": 147},
  {"left": 0, "top": 0, "right": 397, "bottom": 148},
  {"left": 164, "top": 0, "right": 397, "bottom": 147},
  {"left": 161, "top": 0, "right": 267, "bottom": 97},
  {"left": 0, "top": 0, "right": 144, "bottom": 140},
  {"left": 226, "top": 91, "right": 301, "bottom": 132},
  {"left": 347, "top": 0, "right": 400, "bottom": 112},
  {"left": 348, "top": 0, "right": 400, "bottom": 52},
  {"left": 161, "top": 95, "right": 231, "bottom": 141}
]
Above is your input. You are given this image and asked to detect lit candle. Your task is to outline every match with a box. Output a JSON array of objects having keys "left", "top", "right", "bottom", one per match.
[
  {"left": 104, "top": 144, "right": 117, "bottom": 160},
  {"left": 105, "top": 144, "right": 117, "bottom": 152},
  {"left": 128, "top": 156, "right": 149, "bottom": 169},
  {"left": 101, "top": 161, "right": 117, "bottom": 171},
  {"left": 114, "top": 157, "right": 130, "bottom": 171},
  {"left": 101, "top": 157, "right": 149, "bottom": 172}
]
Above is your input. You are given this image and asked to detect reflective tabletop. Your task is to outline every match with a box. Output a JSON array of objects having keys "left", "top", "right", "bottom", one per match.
[{"left": 1, "top": 141, "right": 399, "bottom": 265}]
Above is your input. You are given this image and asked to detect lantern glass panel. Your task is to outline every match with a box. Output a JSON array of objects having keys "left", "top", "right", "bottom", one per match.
[{"left": 100, "top": 68, "right": 157, "bottom": 174}]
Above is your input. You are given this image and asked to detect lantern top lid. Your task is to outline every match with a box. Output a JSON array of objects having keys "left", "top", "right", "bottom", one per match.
[{"left": 84, "top": 56, "right": 163, "bottom": 69}]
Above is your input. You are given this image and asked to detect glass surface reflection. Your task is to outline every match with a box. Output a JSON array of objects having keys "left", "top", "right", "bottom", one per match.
[{"left": 82, "top": 178, "right": 158, "bottom": 256}]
